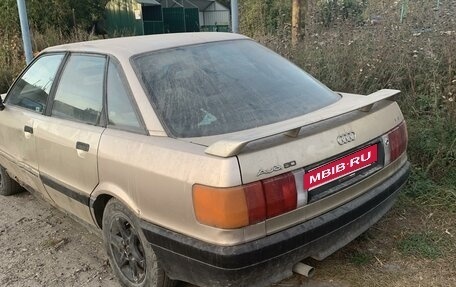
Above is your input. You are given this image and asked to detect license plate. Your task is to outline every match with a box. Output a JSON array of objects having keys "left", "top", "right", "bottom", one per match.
[{"left": 304, "top": 144, "right": 378, "bottom": 190}]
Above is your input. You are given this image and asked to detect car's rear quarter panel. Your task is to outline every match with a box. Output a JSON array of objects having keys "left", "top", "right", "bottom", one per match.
[{"left": 95, "top": 129, "right": 246, "bottom": 245}]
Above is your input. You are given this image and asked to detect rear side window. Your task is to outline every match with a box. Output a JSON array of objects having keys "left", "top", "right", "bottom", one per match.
[
  {"left": 51, "top": 54, "right": 106, "bottom": 125},
  {"left": 7, "top": 54, "right": 64, "bottom": 113},
  {"left": 133, "top": 40, "right": 340, "bottom": 138},
  {"left": 106, "top": 61, "right": 143, "bottom": 132}
]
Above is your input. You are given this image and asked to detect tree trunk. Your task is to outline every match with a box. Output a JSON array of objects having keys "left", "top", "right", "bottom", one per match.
[{"left": 292, "top": 0, "right": 301, "bottom": 47}]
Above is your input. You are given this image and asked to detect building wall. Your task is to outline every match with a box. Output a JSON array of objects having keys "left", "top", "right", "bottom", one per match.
[
  {"left": 106, "top": 0, "right": 144, "bottom": 36},
  {"left": 200, "top": 1, "right": 230, "bottom": 26},
  {"left": 212, "top": 1, "right": 229, "bottom": 11},
  {"left": 202, "top": 11, "right": 229, "bottom": 25},
  {"left": 106, "top": 0, "right": 229, "bottom": 34}
]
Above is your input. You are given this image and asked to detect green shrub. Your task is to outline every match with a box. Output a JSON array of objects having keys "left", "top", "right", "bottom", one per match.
[
  {"left": 240, "top": 0, "right": 291, "bottom": 38},
  {"left": 319, "top": 0, "right": 367, "bottom": 27}
]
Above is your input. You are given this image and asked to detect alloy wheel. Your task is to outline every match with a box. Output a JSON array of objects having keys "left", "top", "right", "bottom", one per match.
[{"left": 109, "top": 215, "right": 147, "bottom": 284}]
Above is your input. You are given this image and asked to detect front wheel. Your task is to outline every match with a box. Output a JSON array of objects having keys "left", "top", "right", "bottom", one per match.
[
  {"left": 102, "top": 198, "right": 175, "bottom": 287},
  {"left": 0, "top": 165, "right": 24, "bottom": 196}
]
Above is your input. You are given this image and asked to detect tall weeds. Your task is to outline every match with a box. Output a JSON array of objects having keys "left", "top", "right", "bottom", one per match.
[{"left": 0, "top": 27, "right": 93, "bottom": 93}]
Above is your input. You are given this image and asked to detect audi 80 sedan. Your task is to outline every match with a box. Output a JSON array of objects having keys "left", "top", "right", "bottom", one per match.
[{"left": 0, "top": 33, "right": 410, "bottom": 287}]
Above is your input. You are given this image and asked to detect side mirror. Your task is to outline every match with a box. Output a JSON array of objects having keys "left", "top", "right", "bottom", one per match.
[{"left": 0, "top": 93, "right": 6, "bottom": 111}]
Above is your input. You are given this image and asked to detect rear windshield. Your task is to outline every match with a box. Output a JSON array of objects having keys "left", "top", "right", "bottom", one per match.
[{"left": 133, "top": 40, "right": 340, "bottom": 138}]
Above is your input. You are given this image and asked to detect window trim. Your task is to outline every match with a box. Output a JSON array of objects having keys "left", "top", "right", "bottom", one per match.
[
  {"left": 47, "top": 52, "right": 108, "bottom": 127},
  {"left": 5, "top": 52, "right": 67, "bottom": 114},
  {"left": 99, "top": 54, "right": 109, "bottom": 128},
  {"left": 105, "top": 56, "right": 148, "bottom": 135},
  {"left": 44, "top": 52, "right": 70, "bottom": 116}
]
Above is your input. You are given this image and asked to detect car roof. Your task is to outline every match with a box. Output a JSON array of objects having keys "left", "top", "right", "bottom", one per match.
[{"left": 43, "top": 32, "right": 249, "bottom": 59}]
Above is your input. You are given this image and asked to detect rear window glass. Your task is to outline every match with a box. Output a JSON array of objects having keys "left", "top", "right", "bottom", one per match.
[{"left": 133, "top": 40, "right": 340, "bottom": 138}]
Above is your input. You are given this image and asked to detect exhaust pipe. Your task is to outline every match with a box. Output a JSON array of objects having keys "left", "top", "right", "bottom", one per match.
[{"left": 292, "top": 262, "right": 315, "bottom": 278}]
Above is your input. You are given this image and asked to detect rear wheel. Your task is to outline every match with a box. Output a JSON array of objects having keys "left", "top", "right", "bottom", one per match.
[
  {"left": 102, "top": 198, "right": 175, "bottom": 287},
  {"left": 0, "top": 165, "right": 24, "bottom": 196}
]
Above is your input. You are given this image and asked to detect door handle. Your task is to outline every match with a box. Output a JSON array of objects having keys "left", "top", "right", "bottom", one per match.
[
  {"left": 24, "top": 125, "right": 33, "bottom": 134},
  {"left": 76, "top": 141, "right": 90, "bottom": 152}
]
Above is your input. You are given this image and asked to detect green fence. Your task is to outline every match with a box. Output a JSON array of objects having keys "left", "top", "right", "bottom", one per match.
[
  {"left": 106, "top": 0, "right": 144, "bottom": 36},
  {"left": 185, "top": 8, "right": 200, "bottom": 32},
  {"left": 106, "top": 1, "right": 203, "bottom": 35},
  {"left": 162, "top": 7, "right": 200, "bottom": 33},
  {"left": 144, "top": 21, "right": 164, "bottom": 34},
  {"left": 163, "top": 8, "right": 186, "bottom": 33},
  {"left": 142, "top": 5, "right": 162, "bottom": 21}
]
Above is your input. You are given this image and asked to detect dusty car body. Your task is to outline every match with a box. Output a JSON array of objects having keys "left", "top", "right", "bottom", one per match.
[{"left": 0, "top": 33, "right": 409, "bottom": 287}]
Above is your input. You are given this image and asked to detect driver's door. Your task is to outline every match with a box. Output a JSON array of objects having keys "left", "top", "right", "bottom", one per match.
[{"left": 0, "top": 53, "right": 66, "bottom": 201}]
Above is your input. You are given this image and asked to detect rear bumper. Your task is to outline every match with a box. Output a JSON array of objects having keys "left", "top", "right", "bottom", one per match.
[{"left": 141, "top": 161, "right": 411, "bottom": 287}]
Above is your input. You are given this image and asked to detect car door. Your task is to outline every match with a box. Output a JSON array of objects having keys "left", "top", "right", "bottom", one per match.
[
  {"left": 0, "top": 53, "right": 66, "bottom": 201},
  {"left": 35, "top": 53, "right": 107, "bottom": 224}
]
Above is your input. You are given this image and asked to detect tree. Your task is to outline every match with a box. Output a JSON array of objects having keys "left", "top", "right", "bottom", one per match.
[{"left": 291, "top": 0, "right": 301, "bottom": 47}]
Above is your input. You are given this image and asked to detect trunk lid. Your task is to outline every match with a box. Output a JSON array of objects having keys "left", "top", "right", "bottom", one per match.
[
  {"left": 183, "top": 89, "right": 404, "bottom": 184},
  {"left": 235, "top": 98, "right": 404, "bottom": 184}
]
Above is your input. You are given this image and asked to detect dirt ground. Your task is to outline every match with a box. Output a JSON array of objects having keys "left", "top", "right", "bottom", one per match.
[{"left": 1, "top": 191, "right": 455, "bottom": 287}]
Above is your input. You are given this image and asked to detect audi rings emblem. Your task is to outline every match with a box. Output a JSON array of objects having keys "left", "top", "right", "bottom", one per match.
[{"left": 337, "top": 132, "right": 356, "bottom": 145}]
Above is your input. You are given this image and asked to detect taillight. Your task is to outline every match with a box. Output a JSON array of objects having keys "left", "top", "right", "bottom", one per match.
[
  {"left": 244, "top": 182, "right": 267, "bottom": 224},
  {"left": 193, "top": 173, "right": 299, "bottom": 229},
  {"left": 384, "top": 121, "right": 408, "bottom": 164},
  {"left": 263, "top": 173, "right": 297, "bottom": 218},
  {"left": 192, "top": 184, "right": 250, "bottom": 229}
]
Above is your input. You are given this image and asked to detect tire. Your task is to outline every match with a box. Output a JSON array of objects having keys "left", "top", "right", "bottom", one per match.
[
  {"left": 0, "top": 165, "right": 24, "bottom": 196},
  {"left": 102, "top": 198, "right": 175, "bottom": 287}
]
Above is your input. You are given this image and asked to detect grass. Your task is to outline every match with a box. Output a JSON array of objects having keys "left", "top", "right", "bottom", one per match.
[
  {"left": 402, "top": 168, "right": 456, "bottom": 212},
  {"left": 349, "top": 251, "right": 373, "bottom": 266},
  {"left": 398, "top": 232, "right": 446, "bottom": 259},
  {"left": 298, "top": 204, "right": 456, "bottom": 287}
]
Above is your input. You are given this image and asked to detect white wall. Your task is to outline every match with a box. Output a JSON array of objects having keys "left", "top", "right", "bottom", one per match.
[
  {"left": 199, "top": 11, "right": 204, "bottom": 26},
  {"left": 203, "top": 1, "right": 229, "bottom": 12},
  {"left": 203, "top": 11, "right": 229, "bottom": 25},
  {"left": 201, "top": 1, "right": 229, "bottom": 25},
  {"left": 213, "top": 1, "right": 228, "bottom": 11}
]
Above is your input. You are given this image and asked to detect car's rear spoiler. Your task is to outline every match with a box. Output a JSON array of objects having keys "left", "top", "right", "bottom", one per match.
[{"left": 205, "top": 89, "right": 400, "bottom": 158}]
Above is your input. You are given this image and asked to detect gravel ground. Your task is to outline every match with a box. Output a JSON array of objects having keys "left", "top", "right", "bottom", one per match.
[
  {"left": 1, "top": 190, "right": 454, "bottom": 287},
  {"left": 0, "top": 191, "right": 119, "bottom": 287}
]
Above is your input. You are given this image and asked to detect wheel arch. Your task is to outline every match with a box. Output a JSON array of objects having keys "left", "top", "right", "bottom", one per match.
[{"left": 91, "top": 182, "right": 140, "bottom": 229}]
